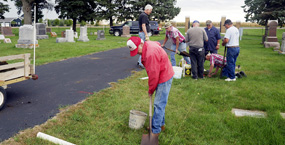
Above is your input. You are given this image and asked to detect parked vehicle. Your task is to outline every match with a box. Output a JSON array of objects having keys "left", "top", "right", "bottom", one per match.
[{"left": 109, "top": 21, "right": 161, "bottom": 36}]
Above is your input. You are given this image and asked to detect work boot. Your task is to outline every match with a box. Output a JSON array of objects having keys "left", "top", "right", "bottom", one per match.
[
  {"left": 240, "top": 71, "right": 247, "bottom": 77},
  {"left": 161, "top": 125, "right": 165, "bottom": 132},
  {"left": 235, "top": 73, "right": 242, "bottom": 78},
  {"left": 147, "top": 125, "right": 165, "bottom": 132}
]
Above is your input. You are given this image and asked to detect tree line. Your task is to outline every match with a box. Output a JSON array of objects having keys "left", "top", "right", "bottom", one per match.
[{"left": 0, "top": 0, "right": 180, "bottom": 32}]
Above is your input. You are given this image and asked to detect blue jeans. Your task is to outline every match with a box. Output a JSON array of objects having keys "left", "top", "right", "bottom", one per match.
[
  {"left": 223, "top": 47, "right": 240, "bottom": 79},
  {"left": 170, "top": 42, "right": 191, "bottom": 66},
  {"left": 138, "top": 32, "right": 146, "bottom": 65},
  {"left": 152, "top": 77, "right": 173, "bottom": 134}
]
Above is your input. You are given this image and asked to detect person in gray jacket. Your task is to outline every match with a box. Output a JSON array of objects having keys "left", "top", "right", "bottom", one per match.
[{"left": 185, "top": 20, "right": 208, "bottom": 79}]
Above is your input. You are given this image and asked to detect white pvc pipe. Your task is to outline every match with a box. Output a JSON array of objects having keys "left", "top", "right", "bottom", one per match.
[
  {"left": 33, "top": 3, "right": 36, "bottom": 74},
  {"left": 37, "top": 132, "right": 76, "bottom": 145}
]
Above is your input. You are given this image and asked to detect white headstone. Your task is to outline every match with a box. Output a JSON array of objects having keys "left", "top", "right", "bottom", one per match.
[
  {"left": 239, "top": 27, "right": 243, "bottom": 41},
  {"left": 78, "top": 26, "right": 89, "bottom": 42},
  {"left": 17, "top": 25, "right": 38, "bottom": 45},
  {"left": 0, "top": 35, "right": 5, "bottom": 40},
  {"left": 56, "top": 37, "right": 66, "bottom": 43},
  {"left": 74, "top": 32, "right": 78, "bottom": 38},
  {"left": 232, "top": 108, "right": 266, "bottom": 118},
  {"left": 65, "top": 30, "right": 75, "bottom": 42},
  {"left": 279, "top": 32, "right": 285, "bottom": 54},
  {"left": 4, "top": 38, "right": 11, "bottom": 43}
]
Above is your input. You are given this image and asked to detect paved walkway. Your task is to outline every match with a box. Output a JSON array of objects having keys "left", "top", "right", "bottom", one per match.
[{"left": 0, "top": 40, "right": 171, "bottom": 141}]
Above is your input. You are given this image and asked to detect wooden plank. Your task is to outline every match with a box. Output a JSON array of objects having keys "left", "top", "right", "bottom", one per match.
[
  {"left": 5, "top": 77, "right": 29, "bottom": 86},
  {"left": 0, "top": 53, "right": 30, "bottom": 61},
  {"left": 0, "top": 81, "right": 5, "bottom": 86},
  {"left": 30, "top": 64, "right": 35, "bottom": 74},
  {"left": 0, "top": 62, "right": 24, "bottom": 71},
  {"left": 24, "top": 54, "right": 30, "bottom": 77},
  {"left": 0, "top": 68, "right": 25, "bottom": 81}
]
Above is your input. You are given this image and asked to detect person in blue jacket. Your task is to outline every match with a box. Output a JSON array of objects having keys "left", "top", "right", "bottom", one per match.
[{"left": 204, "top": 20, "right": 221, "bottom": 56}]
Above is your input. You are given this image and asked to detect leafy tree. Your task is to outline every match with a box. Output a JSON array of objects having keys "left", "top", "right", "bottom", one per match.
[
  {"left": 67, "top": 20, "right": 73, "bottom": 26},
  {"left": 80, "top": 20, "right": 86, "bottom": 26},
  {"left": 91, "top": 21, "right": 95, "bottom": 25},
  {"left": 47, "top": 19, "right": 51, "bottom": 26},
  {"left": 12, "top": 0, "right": 53, "bottom": 24},
  {"left": 0, "top": 0, "right": 9, "bottom": 19},
  {"left": 242, "top": 0, "right": 285, "bottom": 42},
  {"left": 39, "top": 18, "right": 43, "bottom": 23},
  {"left": 55, "top": 0, "right": 98, "bottom": 32},
  {"left": 64, "top": 19, "right": 69, "bottom": 26},
  {"left": 127, "top": 0, "right": 180, "bottom": 23},
  {"left": 59, "top": 19, "right": 64, "bottom": 26},
  {"left": 96, "top": 0, "right": 130, "bottom": 26},
  {"left": 11, "top": 21, "right": 17, "bottom": 26},
  {"left": 21, "top": 19, "right": 24, "bottom": 25},
  {"left": 53, "top": 19, "right": 60, "bottom": 26}
]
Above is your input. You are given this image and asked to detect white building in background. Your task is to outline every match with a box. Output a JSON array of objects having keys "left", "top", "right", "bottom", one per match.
[{"left": 0, "top": 17, "right": 23, "bottom": 27}]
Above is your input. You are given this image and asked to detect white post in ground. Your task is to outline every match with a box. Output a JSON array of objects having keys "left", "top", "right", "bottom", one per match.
[
  {"left": 37, "top": 132, "right": 76, "bottom": 145},
  {"left": 33, "top": 3, "right": 36, "bottom": 74}
]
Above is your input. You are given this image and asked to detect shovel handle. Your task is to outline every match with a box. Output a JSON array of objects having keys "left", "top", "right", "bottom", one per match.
[
  {"left": 220, "top": 46, "right": 227, "bottom": 79},
  {"left": 149, "top": 95, "right": 152, "bottom": 135},
  {"left": 149, "top": 95, "right": 152, "bottom": 117}
]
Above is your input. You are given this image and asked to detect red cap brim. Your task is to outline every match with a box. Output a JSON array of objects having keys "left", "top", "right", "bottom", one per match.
[{"left": 130, "top": 48, "right": 138, "bottom": 57}]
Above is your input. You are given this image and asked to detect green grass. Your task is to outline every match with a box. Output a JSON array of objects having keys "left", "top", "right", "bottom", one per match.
[
  {"left": 2, "top": 29, "right": 285, "bottom": 145},
  {"left": 0, "top": 27, "right": 165, "bottom": 65}
]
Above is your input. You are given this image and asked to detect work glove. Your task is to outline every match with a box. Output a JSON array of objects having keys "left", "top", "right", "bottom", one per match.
[{"left": 145, "top": 35, "right": 150, "bottom": 41}]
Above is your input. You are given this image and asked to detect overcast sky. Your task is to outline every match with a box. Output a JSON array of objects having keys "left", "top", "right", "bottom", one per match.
[{"left": 3, "top": 0, "right": 246, "bottom": 22}]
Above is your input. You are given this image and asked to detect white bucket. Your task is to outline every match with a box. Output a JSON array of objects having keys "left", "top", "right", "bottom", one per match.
[
  {"left": 173, "top": 66, "right": 183, "bottom": 79},
  {"left": 129, "top": 110, "right": 147, "bottom": 129}
]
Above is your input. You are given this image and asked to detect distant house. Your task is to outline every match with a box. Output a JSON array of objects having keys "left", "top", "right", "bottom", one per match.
[{"left": 0, "top": 17, "right": 23, "bottom": 27}]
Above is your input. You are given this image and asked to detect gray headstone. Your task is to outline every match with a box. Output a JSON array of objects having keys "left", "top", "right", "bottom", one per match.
[
  {"left": 96, "top": 30, "right": 106, "bottom": 40},
  {"left": 36, "top": 23, "right": 49, "bottom": 39},
  {"left": 65, "top": 30, "right": 75, "bottom": 42},
  {"left": 36, "top": 23, "right": 47, "bottom": 35},
  {"left": 17, "top": 25, "right": 38, "bottom": 45},
  {"left": 78, "top": 26, "right": 89, "bottom": 42}
]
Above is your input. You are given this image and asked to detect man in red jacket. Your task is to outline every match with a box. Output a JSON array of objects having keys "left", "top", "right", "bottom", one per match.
[{"left": 127, "top": 36, "right": 174, "bottom": 136}]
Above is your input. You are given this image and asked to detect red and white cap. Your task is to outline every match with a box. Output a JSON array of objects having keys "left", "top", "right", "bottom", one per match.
[{"left": 127, "top": 36, "right": 143, "bottom": 57}]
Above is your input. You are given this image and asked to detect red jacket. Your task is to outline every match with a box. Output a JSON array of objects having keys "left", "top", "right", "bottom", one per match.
[{"left": 141, "top": 41, "right": 174, "bottom": 95}]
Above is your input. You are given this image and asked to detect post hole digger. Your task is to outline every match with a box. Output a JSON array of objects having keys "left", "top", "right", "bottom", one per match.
[
  {"left": 162, "top": 46, "right": 190, "bottom": 57},
  {"left": 141, "top": 95, "right": 159, "bottom": 145}
]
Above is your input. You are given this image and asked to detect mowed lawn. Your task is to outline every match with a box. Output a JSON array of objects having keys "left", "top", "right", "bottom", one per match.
[
  {"left": 1, "top": 29, "right": 285, "bottom": 145},
  {"left": 0, "top": 27, "right": 164, "bottom": 65}
]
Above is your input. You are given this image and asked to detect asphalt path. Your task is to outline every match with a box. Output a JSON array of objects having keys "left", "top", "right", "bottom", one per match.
[{"left": 0, "top": 39, "right": 172, "bottom": 141}]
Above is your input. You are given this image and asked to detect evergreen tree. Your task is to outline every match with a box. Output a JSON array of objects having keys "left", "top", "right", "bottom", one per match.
[
  {"left": 242, "top": 0, "right": 285, "bottom": 42},
  {"left": 96, "top": 0, "right": 130, "bottom": 26},
  {"left": 127, "top": 0, "right": 180, "bottom": 23}
]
